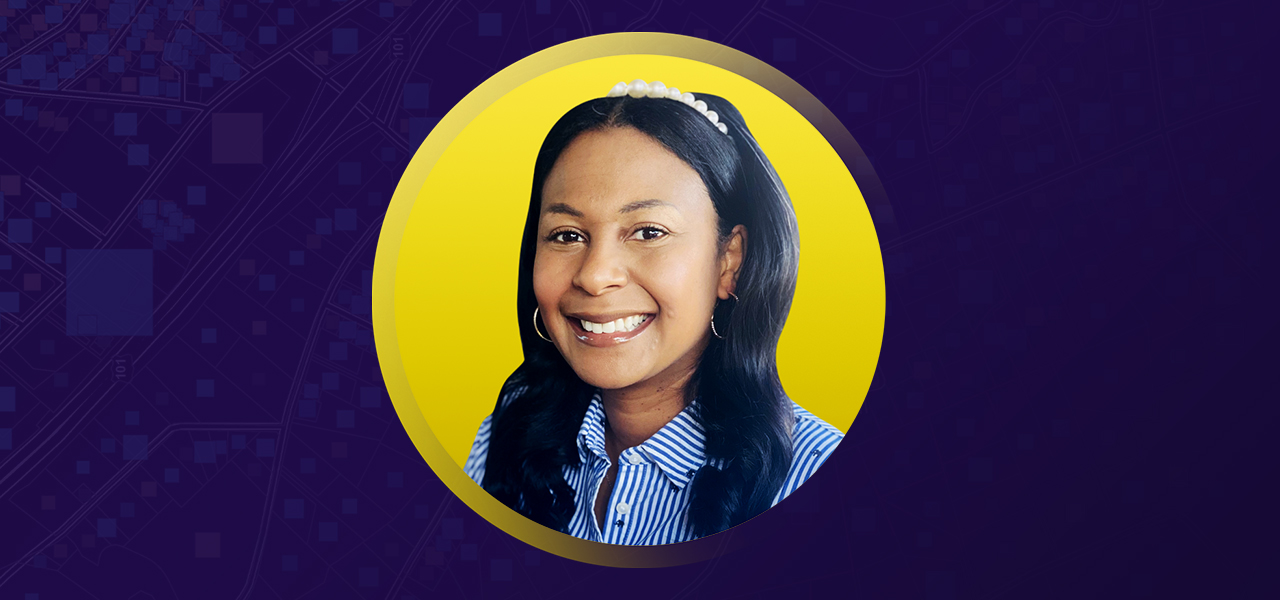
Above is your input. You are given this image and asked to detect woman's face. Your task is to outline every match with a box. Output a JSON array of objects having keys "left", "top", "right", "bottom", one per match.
[{"left": 534, "top": 126, "right": 744, "bottom": 393}]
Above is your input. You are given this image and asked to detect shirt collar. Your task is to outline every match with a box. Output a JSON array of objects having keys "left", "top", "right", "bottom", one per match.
[{"left": 576, "top": 393, "right": 709, "bottom": 490}]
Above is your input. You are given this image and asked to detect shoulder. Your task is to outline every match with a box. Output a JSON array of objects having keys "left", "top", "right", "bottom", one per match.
[
  {"left": 463, "top": 414, "right": 493, "bottom": 485},
  {"left": 774, "top": 401, "right": 844, "bottom": 504}
]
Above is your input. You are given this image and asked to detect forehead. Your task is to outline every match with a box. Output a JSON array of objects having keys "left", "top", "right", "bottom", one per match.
[{"left": 541, "top": 127, "right": 711, "bottom": 216}]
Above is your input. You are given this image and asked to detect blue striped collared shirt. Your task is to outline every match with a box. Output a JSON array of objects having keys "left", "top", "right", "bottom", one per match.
[{"left": 463, "top": 396, "right": 843, "bottom": 545}]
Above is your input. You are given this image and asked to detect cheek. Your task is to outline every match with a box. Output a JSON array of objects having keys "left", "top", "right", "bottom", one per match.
[
  {"left": 639, "top": 249, "right": 721, "bottom": 320},
  {"left": 532, "top": 250, "right": 574, "bottom": 308}
]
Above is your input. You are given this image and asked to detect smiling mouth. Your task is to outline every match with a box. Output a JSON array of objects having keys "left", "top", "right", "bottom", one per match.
[{"left": 566, "top": 313, "right": 655, "bottom": 346}]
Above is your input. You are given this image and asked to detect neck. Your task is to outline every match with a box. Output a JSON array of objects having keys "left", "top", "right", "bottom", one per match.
[{"left": 599, "top": 362, "right": 696, "bottom": 453}]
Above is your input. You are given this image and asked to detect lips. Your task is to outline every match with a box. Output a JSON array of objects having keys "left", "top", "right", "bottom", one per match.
[{"left": 565, "top": 312, "right": 655, "bottom": 346}]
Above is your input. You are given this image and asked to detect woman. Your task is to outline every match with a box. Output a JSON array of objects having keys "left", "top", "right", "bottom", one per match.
[{"left": 464, "top": 79, "right": 842, "bottom": 545}]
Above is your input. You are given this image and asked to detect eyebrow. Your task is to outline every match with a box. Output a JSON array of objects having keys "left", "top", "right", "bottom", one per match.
[
  {"left": 544, "top": 199, "right": 678, "bottom": 217},
  {"left": 619, "top": 199, "right": 677, "bottom": 214},
  {"left": 544, "top": 202, "right": 584, "bottom": 217}
]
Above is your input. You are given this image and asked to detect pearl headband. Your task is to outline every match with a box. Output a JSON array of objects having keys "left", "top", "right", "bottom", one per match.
[{"left": 606, "top": 79, "right": 730, "bottom": 135}]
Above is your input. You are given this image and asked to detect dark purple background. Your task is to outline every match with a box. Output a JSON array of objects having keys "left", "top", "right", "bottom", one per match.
[{"left": 0, "top": 0, "right": 1274, "bottom": 597}]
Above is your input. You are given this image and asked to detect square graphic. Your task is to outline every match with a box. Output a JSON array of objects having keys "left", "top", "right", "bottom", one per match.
[{"left": 66, "top": 250, "right": 153, "bottom": 336}]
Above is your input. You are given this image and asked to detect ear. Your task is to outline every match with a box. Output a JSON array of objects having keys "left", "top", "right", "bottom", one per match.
[{"left": 717, "top": 225, "right": 747, "bottom": 300}]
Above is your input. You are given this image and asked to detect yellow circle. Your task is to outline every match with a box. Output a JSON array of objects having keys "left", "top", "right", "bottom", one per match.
[{"left": 374, "top": 33, "right": 885, "bottom": 567}]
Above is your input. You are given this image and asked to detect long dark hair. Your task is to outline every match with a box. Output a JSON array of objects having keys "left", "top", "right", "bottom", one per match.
[{"left": 481, "top": 92, "right": 800, "bottom": 538}]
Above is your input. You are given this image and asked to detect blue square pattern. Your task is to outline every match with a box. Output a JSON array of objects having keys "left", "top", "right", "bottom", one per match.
[
  {"left": 848, "top": 92, "right": 868, "bottom": 113},
  {"left": 21, "top": 55, "right": 45, "bottom": 80},
  {"left": 404, "top": 83, "right": 429, "bottom": 110},
  {"left": 45, "top": 247, "right": 61, "bottom": 264},
  {"left": 194, "top": 441, "right": 216, "bottom": 463},
  {"left": 329, "top": 342, "right": 347, "bottom": 361},
  {"left": 300, "top": 457, "right": 315, "bottom": 473},
  {"left": 0, "top": 387, "right": 13, "bottom": 411},
  {"left": 335, "top": 208, "right": 356, "bottom": 231},
  {"left": 124, "top": 435, "right": 148, "bottom": 460},
  {"left": 257, "top": 438, "right": 275, "bottom": 457},
  {"left": 478, "top": 12, "right": 501, "bottom": 36},
  {"left": 322, "top": 372, "right": 338, "bottom": 390},
  {"left": 289, "top": 250, "right": 304, "bottom": 266},
  {"left": 282, "top": 555, "right": 298, "bottom": 571},
  {"left": 120, "top": 502, "right": 135, "bottom": 517},
  {"left": 8, "top": 219, "right": 32, "bottom": 243},
  {"left": 318, "top": 522, "right": 338, "bottom": 542},
  {"left": 196, "top": 379, "right": 214, "bottom": 397},
  {"left": 124, "top": 410, "right": 139, "bottom": 425},
  {"left": 187, "top": 185, "right": 206, "bottom": 205},
  {"left": 165, "top": 467, "right": 179, "bottom": 482},
  {"left": 259, "top": 26, "right": 276, "bottom": 44},
  {"left": 35, "top": 202, "right": 51, "bottom": 218},
  {"left": 338, "top": 162, "right": 360, "bottom": 185},
  {"left": 387, "top": 472, "right": 403, "bottom": 488},
  {"left": 128, "top": 144, "right": 149, "bottom": 166},
  {"left": 0, "top": 429, "right": 11, "bottom": 451},
  {"left": 97, "top": 518, "right": 116, "bottom": 538},
  {"left": 773, "top": 38, "right": 796, "bottom": 62},
  {"left": 360, "top": 567, "right": 378, "bottom": 588},
  {"left": 360, "top": 387, "right": 380, "bottom": 408},
  {"left": 336, "top": 410, "right": 354, "bottom": 429},
  {"left": 278, "top": 8, "right": 293, "bottom": 24},
  {"left": 332, "top": 28, "right": 357, "bottom": 54},
  {"left": 342, "top": 498, "right": 357, "bottom": 514},
  {"left": 101, "top": 438, "right": 115, "bottom": 453},
  {"left": 0, "top": 292, "right": 19, "bottom": 313},
  {"left": 76, "top": 460, "right": 90, "bottom": 474},
  {"left": 284, "top": 498, "right": 304, "bottom": 519},
  {"left": 201, "top": 328, "right": 216, "bottom": 343},
  {"left": 259, "top": 274, "right": 275, "bottom": 291},
  {"left": 66, "top": 249, "right": 153, "bottom": 336},
  {"left": 231, "top": 434, "right": 246, "bottom": 450},
  {"left": 60, "top": 193, "right": 76, "bottom": 208}
]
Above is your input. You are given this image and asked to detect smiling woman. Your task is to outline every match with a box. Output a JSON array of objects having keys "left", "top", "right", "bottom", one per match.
[{"left": 462, "top": 80, "right": 844, "bottom": 545}]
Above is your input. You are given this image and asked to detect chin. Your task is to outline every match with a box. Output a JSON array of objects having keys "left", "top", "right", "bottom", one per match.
[{"left": 564, "top": 357, "right": 648, "bottom": 391}]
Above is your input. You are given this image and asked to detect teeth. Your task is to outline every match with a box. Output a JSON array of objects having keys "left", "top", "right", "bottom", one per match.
[{"left": 580, "top": 315, "right": 649, "bottom": 334}]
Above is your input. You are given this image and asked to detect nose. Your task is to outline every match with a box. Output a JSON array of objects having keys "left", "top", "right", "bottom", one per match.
[{"left": 572, "top": 240, "right": 628, "bottom": 296}]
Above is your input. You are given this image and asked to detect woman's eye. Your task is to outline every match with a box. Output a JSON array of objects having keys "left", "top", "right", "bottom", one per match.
[
  {"left": 549, "top": 230, "right": 583, "bottom": 244},
  {"left": 631, "top": 227, "right": 668, "bottom": 241}
]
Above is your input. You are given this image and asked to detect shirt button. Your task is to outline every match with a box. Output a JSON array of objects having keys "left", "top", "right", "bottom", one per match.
[
  {"left": 628, "top": 454, "right": 645, "bottom": 465},
  {"left": 616, "top": 502, "right": 630, "bottom": 515}
]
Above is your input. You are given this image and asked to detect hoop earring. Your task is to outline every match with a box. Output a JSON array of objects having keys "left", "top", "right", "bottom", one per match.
[
  {"left": 710, "top": 292, "right": 739, "bottom": 340},
  {"left": 533, "top": 307, "right": 554, "bottom": 343}
]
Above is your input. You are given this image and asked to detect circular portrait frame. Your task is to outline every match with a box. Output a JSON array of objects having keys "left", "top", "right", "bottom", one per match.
[{"left": 374, "top": 33, "right": 887, "bottom": 567}]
